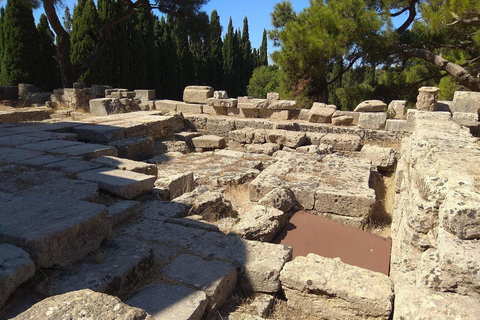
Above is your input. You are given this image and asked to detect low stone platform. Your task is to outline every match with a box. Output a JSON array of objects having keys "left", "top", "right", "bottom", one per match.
[{"left": 249, "top": 153, "right": 375, "bottom": 228}]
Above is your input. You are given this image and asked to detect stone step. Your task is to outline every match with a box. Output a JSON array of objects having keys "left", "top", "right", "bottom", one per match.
[
  {"left": 0, "top": 194, "right": 110, "bottom": 268},
  {"left": 50, "top": 143, "right": 117, "bottom": 160},
  {"left": 188, "top": 232, "right": 292, "bottom": 293},
  {"left": 18, "top": 139, "right": 83, "bottom": 152},
  {"left": 72, "top": 124, "right": 125, "bottom": 143},
  {"left": 47, "top": 237, "right": 154, "bottom": 296},
  {"left": 126, "top": 283, "right": 207, "bottom": 320},
  {"left": 78, "top": 168, "right": 156, "bottom": 199},
  {"left": 45, "top": 158, "right": 105, "bottom": 174},
  {"left": 107, "top": 200, "right": 141, "bottom": 227},
  {"left": 160, "top": 254, "right": 237, "bottom": 310},
  {"left": 0, "top": 147, "right": 43, "bottom": 164},
  {"left": 109, "top": 137, "right": 155, "bottom": 161}
]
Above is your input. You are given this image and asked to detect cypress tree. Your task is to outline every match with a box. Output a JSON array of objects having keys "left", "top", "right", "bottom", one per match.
[
  {"left": 94, "top": 0, "right": 117, "bottom": 85},
  {"left": 71, "top": 0, "right": 101, "bottom": 84},
  {"left": 233, "top": 28, "right": 242, "bottom": 97},
  {"left": 0, "top": 8, "right": 5, "bottom": 67},
  {"left": 157, "top": 15, "right": 178, "bottom": 99},
  {"left": 0, "top": 0, "right": 40, "bottom": 86},
  {"left": 205, "top": 10, "right": 224, "bottom": 90},
  {"left": 240, "top": 17, "right": 253, "bottom": 96},
  {"left": 259, "top": 29, "right": 268, "bottom": 67},
  {"left": 223, "top": 18, "right": 236, "bottom": 97},
  {"left": 189, "top": 12, "right": 209, "bottom": 86},
  {"left": 63, "top": 6, "right": 73, "bottom": 34},
  {"left": 37, "top": 14, "right": 61, "bottom": 91},
  {"left": 173, "top": 17, "right": 194, "bottom": 98}
]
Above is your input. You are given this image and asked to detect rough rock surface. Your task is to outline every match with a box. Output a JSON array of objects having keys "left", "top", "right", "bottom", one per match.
[
  {"left": 13, "top": 289, "right": 152, "bottom": 320},
  {"left": 358, "top": 112, "right": 387, "bottom": 130},
  {"left": 354, "top": 100, "right": 387, "bottom": 112},
  {"left": 451, "top": 90, "right": 480, "bottom": 114},
  {"left": 183, "top": 86, "right": 214, "bottom": 104},
  {"left": 192, "top": 135, "right": 226, "bottom": 149},
  {"left": 359, "top": 145, "right": 397, "bottom": 170},
  {"left": 127, "top": 284, "right": 207, "bottom": 320},
  {"left": 308, "top": 103, "right": 336, "bottom": 123},
  {"left": 280, "top": 254, "right": 394, "bottom": 320},
  {"left": 258, "top": 187, "right": 297, "bottom": 212},
  {"left": 232, "top": 205, "right": 288, "bottom": 242},
  {"left": 0, "top": 244, "right": 36, "bottom": 308}
]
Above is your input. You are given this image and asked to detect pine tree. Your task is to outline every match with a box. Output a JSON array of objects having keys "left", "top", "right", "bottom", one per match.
[
  {"left": 71, "top": 0, "right": 101, "bottom": 84},
  {"left": 172, "top": 16, "right": 194, "bottom": 98},
  {"left": 37, "top": 14, "right": 61, "bottom": 91},
  {"left": 0, "top": 0, "right": 40, "bottom": 86},
  {"left": 205, "top": 10, "right": 224, "bottom": 90},
  {"left": 259, "top": 29, "right": 268, "bottom": 67},
  {"left": 157, "top": 15, "right": 179, "bottom": 98},
  {"left": 240, "top": 17, "right": 253, "bottom": 96}
]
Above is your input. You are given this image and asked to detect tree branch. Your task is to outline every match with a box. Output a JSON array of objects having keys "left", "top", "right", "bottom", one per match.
[
  {"left": 326, "top": 55, "right": 362, "bottom": 86},
  {"left": 446, "top": 12, "right": 480, "bottom": 26},
  {"left": 390, "top": 6, "right": 409, "bottom": 17},
  {"left": 396, "top": 0, "right": 418, "bottom": 34},
  {"left": 393, "top": 43, "right": 480, "bottom": 91}
]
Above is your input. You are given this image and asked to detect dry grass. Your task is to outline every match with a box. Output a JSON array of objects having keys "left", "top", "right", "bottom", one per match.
[
  {"left": 223, "top": 184, "right": 254, "bottom": 216},
  {"left": 269, "top": 298, "right": 318, "bottom": 320}
]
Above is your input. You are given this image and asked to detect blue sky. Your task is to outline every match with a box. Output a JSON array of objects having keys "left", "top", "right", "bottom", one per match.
[{"left": 29, "top": 0, "right": 311, "bottom": 53}]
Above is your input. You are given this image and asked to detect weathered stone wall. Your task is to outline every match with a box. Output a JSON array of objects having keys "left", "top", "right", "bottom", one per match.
[{"left": 391, "top": 110, "right": 480, "bottom": 318}]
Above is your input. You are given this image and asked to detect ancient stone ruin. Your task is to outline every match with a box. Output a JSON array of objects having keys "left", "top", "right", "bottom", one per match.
[{"left": 0, "top": 84, "right": 479, "bottom": 319}]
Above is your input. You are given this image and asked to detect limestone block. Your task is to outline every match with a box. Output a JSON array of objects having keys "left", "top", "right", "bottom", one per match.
[
  {"left": 161, "top": 254, "right": 237, "bottom": 310},
  {"left": 232, "top": 205, "right": 288, "bottom": 242},
  {"left": 19, "top": 139, "right": 82, "bottom": 152},
  {"left": 107, "top": 200, "right": 141, "bottom": 226},
  {"left": 296, "top": 144, "right": 333, "bottom": 155},
  {"left": 134, "top": 90, "right": 155, "bottom": 101},
  {"left": 203, "top": 104, "right": 227, "bottom": 115},
  {"left": 78, "top": 168, "right": 156, "bottom": 199},
  {"left": 90, "top": 98, "right": 113, "bottom": 116},
  {"left": 155, "top": 172, "right": 194, "bottom": 200},
  {"left": 183, "top": 86, "right": 214, "bottom": 104},
  {"left": 258, "top": 109, "right": 290, "bottom": 120},
  {"left": 268, "top": 100, "right": 297, "bottom": 110},
  {"left": 258, "top": 187, "right": 297, "bottom": 212},
  {"left": 17, "top": 177, "right": 99, "bottom": 202},
  {"left": 245, "top": 143, "right": 279, "bottom": 156},
  {"left": 385, "top": 119, "right": 413, "bottom": 132},
  {"left": 267, "top": 92, "right": 280, "bottom": 100},
  {"left": 360, "top": 145, "right": 397, "bottom": 170},
  {"left": 192, "top": 135, "right": 226, "bottom": 149},
  {"left": 309, "top": 103, "right": 336, "bottom": 123},
  {"left": 440, "top": 188, "right": 480, "bottom": 240},
  {"left": 0, "top": 194, "right": 110, "bottom": 268},
  {"left": 238, "top": 97, "right": 269, "bottom": 109},
  {"left": 388, "top": 100, "right": 406, "bottom": 119},
  {"left": 354, "top": 100, "right": 387, "bottom": 112},
  {"left": 49, "top": 238, "right": 154, "bottom": 295},
  {"left": 0, "top": 244, "right": 35, "bottom": 308},
  {"left": 185, "top": 191, "right": 234, "bottom": 221},
  {"left": 154, "top": 99, "right": 178, "bottom": 112},
  {"left": 51, "top": 143, "right": 118, "bottom": 160},
  {"left": 207, "top": 97, "right": 237, "bottom": 108},
  {"left": 93, "top": 156, "right": 158, "bottom": 177},
  {"left": 319, "top": 133, "right": 360, "bottom": 151},
  {"left": 266, "top": 130, "right": 306, "bottom": 148},
  {"left": 452, "top": 112, "right": 479, "bottom": 127},
  {"left": 416, "top": 86, "right": 440, "bottom": 111},
  {"left": 332, "top": 115, "right": 354, "bottom": 126},
  {"left": 13, "top": 289, "right": 152, "bottom": 320},
  {"left": 109, "top": 137, "right": 155, "bottom": 161},
  {"left": 45, "top": 158, "right": 105, "bottom": 174},
  {"left": 280, "top": 254, "right": 394, "bottom": 320},
  {"left": 214, "top": 90, "right": 228, "bottom": 99},
  {"left": 358, "top": 112, "right": 387, "bottom": 130},
  {"left": 126, "top": 284, "right": 206, "bottom": 320},
  {"left": 452, "top": 91, "right": 480, "bottom": 114},
  {"left": 393, "top": 285, "right": 480, "bottom": 320},
  {"left": 188, "top": 232, "right": 292, "bottom": 293},
  {"left": 18, "top": 83, "right": 39, "bottom": 100},
  {"left": 176, "top": 102, "right": 203, "bottom": 114},
  {"left": 72, "top": 82, "right": 86, "bottom": 89},
  {"left": 140, "top": 201, "right": 188, "bottom": 222},
  {"left": 290, "top": 108, "right": 310, "bottom": 121},
  {"left": 73, "top": 124, "right": 125, "bottom": 143}
]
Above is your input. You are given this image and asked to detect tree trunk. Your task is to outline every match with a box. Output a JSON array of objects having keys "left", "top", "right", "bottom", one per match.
[
  {"left": 394, "top": 43, "right": 480, "bottom": 92},
  {"left": 43, "top": 0, "right": 75, "bottom": 87}
]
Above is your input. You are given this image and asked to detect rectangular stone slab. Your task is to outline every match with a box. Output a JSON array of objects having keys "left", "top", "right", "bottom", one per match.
[
  {"left": 73, "top": 124, "right": 125, "bottom": 143},
  {"left": 19, "top": 140, "right": 83, "bottom": 152},
  {"left": 0, "top": 194, "right": 111, "bottom": 268},
  {"left": 78, "top": 168, "right": 156, "bottom": 199},
  {"left": 0, "top": 147, "right": 43, "bottom": 164},
  {"left": 50, "top": 143, "right": 117, "bottom": 160}
]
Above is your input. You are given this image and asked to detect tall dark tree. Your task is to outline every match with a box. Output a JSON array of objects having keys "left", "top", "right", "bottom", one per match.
[
  {"left": 0, "top": 8, "right": 5, "bottom": 67},
  {"left": 223, "top": 18, "right": 236, "bottom": 97},
  {"left": 259, "top": 29, "right": 268, "bottom": 67},
  {"left": 172, "top": 16, "right": 194, "bottom": 98},
  {"left": 41, "top": 0, "right": 209, "bottom": 86},
  {"left": 0, "top": 0, "right": 40, "bottom": 86},
  {"left": 71, "top": 0, "right": 101, "bottom": 84},
  {"left": 157, "top": 15, "right": 179, "bottom": 98},
  {"left": 240, "top": 17, "right": 253, "bottom": 96},
  {"left": 37, "top": 14, "right": 61, "bottom": 91},
  {"left": 205, "top": 10, "right": 224, "bottom": 90}
]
